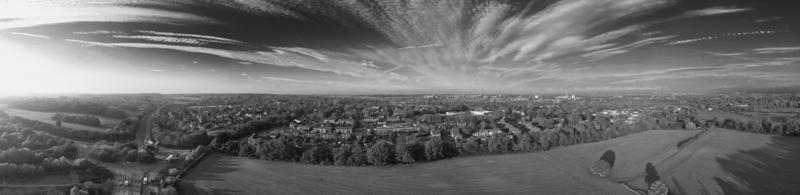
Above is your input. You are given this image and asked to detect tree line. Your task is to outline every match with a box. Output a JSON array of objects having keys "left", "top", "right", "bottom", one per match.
[
  {"left": 9, "top": 99, "right": 129, "bottom": 119},
  {"left": 10, "top": 117, "right": 135, "bottom": 142},
  {"left": 208, "top": 115, "right": 672, "bottom": 166}
]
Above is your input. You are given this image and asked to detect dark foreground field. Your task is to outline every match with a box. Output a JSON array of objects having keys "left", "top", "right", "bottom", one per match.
[{"left": 179, "top": 129, "right": 800, "bottom": 195}]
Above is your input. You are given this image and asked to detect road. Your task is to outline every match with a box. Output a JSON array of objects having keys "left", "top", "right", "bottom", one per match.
[
  {"left": 136, "top": 106, "right": 159, "bottom": 146},
  {"left": 112, "top": 105, "right": 161, "bottom": 195}
]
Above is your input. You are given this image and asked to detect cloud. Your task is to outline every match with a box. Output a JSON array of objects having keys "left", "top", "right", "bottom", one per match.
[
  {"left": 1, "top": 0, "right": 788, "bottom": 93},
  {"left": 9, "top": 32, "right": 50, "bottom": 39},
  {"left": 0, "top": 0, "right": 218, "bottom": 29},
  {"left": 666, "top": 30, "right": 776, "bottom": 46},
  {"left": 137, "top": 31, "right": 242, "bottom": 44},
  {"left": 581, "top": 36, "right": 674, "bottom": 60},
  {"left": 755, "top": 17, "right": 783, "bottom": 23},
  {"left": 753, "top": 47, "right": 800, "bottom": 54},
  {"left": 681, "top": 7, "right": 751, "bottom": 17},
  {"left": 63, "top": 39, "right": 406, "bottom": 82}
]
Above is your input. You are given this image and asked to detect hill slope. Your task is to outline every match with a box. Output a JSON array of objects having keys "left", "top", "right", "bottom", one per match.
[{"left": 179, "top": 129, "right": 799, "bottom": 194}]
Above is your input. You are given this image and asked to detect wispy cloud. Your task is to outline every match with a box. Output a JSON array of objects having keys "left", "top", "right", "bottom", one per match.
[
  {"left": 582, "top": 36, "right": 674, "bottom": 60},
  {"left": 0, "top": 0, "right": 790, "bottom": 93},
  {"left": 681, "top": 7, "right": 751, "bottom": 17},
  {"left": 753, "top": 47, "right": 800, "bottom": 54},
  {"left": 666, "top": 30, "right": 776, "bottom": 46},
  {"left": 0, "top": 1, "right": 218, "bottom": 29},
  {"left": 9, "top": 32, "right": 50, "bottom": 39},
  {"left": 755, "top": 17, "right": 783, "bottom": 23},
  {"left": 64, "top": 39, "right": 406, "bottom": 82}
]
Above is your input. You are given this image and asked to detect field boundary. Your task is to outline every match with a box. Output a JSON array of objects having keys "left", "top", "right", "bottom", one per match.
[
  {"left": 175, "top": 151, "right": 210, "bottom": 179},
  {"left": 676, "top": 129, "right": 711, "bottom": 148}
]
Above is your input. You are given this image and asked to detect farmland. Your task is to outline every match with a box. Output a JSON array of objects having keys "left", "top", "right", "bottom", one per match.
[
  {"left": 3, "top": 108, "right": 114, "bottom": 132},
  {"left": 180, "top": 129, "right": 736, "bottom": 194}
]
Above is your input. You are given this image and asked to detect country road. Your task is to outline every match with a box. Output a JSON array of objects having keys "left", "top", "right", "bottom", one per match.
[
  {"left": 136, "top": 106, "right": 159, "bottom": 146},
  {"left": 111, "top": 105, "right": 161, "bottom": 195}
]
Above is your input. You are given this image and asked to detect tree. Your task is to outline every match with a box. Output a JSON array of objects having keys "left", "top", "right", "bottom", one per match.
[
  {"left": 425, "top": 138, "right": 445, "bottom": 161},
  {"left": 487, "top": 134, "right": 511, "bottom": 153},
  {"left": 258, "top": 139, "right": 300, "bottom": 161},
  {"left": 124, "top": 149, "right": 138, "bottom": 162},
  {"left": 684, "top": 120, "right": 696, "bottom": 130},
  {"left": 0, "top": 147, "right": 40, "bottom": 164},
  {"left": 300, "top": 146, "right": 332, "bottom": 165},
  {"left": 56, "top": 143, "right": 80, "bottom": 159},
  {"left": 394, "top": 142, "right": 418, "bottom": 163},
  {"left": 332, "top": 145, "right": 352, "bottom": 166},
  {"left": 346, "top": 144, "right": 368, "bottom": 166},
  {"left": 513, "top": 133, "right": 534, "bottom": 152},
  {"left": 138, "top": 150, "right": 156, "bottom": 163},
  {"left": 645, "top": 162, "right": 660, "bottom": 186},
  {"left": 366, "top": 140, "right": 394, "bottom": 166}
]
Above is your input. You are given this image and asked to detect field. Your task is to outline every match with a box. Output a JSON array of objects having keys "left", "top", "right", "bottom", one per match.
[
  {"left": 2, "top": 108, "right": 115, "bottom": 132},
  {"left": 182, "top": 129, "right": 794, "bottom": 194}
]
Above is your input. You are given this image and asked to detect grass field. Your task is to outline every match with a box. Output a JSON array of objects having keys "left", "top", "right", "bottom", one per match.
[
  {"left": 3, "top": 108, "right": 114, "bottom": 132},
  {"left": 183, "top": 130, "right": 750, "bottom": 194}
]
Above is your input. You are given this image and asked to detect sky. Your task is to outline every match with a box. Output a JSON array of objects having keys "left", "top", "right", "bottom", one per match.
[{"left": 0, "top": 0, "right": 799, "bottom": 95}]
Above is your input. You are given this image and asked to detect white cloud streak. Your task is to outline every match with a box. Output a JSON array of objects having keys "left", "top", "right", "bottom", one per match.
[
  {"left": 681, "top": 7, "right": 751, "bottom": 17},
  {"left": 9, "top": 32, "right": 50, "bottom": 39}
]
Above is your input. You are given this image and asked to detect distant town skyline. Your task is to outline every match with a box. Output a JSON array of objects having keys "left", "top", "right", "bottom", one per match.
[{"left": 1, "top": 0, "right": 799, "bottom": 95}]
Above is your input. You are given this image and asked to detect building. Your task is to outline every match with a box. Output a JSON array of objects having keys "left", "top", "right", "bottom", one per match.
[
  {"left": 334, "top": 125, "right": 354, "bottom": 134},
  {"left": 470, "top": 110, "right": 493, "bottom": 116},
  {"left": 430, "top": 130, "right": 441, "bottom": 137},
  {"left": 472, "top": 129, "right": 503, "bottom": 138}
]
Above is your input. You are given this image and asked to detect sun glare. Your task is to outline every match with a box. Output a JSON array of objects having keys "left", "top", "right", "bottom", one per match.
[{"left": 0, "top": 38, "right": 94, "bottom": 96}]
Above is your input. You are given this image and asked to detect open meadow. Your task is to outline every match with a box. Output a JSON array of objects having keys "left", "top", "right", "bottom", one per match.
[
  {"left": 183, "top": 129, "right": 785, "bottom": 194},
  {"left": 3, "top": 108, "right": 115, "bottom": 132},
  {"left": 179, "top": 128, "right": 800, "bottom": 195}
]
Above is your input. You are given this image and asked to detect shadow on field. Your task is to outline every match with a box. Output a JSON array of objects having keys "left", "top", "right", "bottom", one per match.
[
  {"left": 600, "top": 150, "right": 616, "bottom": 168},
  {"left": 714, "top": 136, "right": 800, "bottom": 195}
]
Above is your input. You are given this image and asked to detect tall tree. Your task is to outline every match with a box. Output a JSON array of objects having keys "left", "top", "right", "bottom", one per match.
[{"left": 367, "top": 140, "right": 394, "bottom": 166}]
